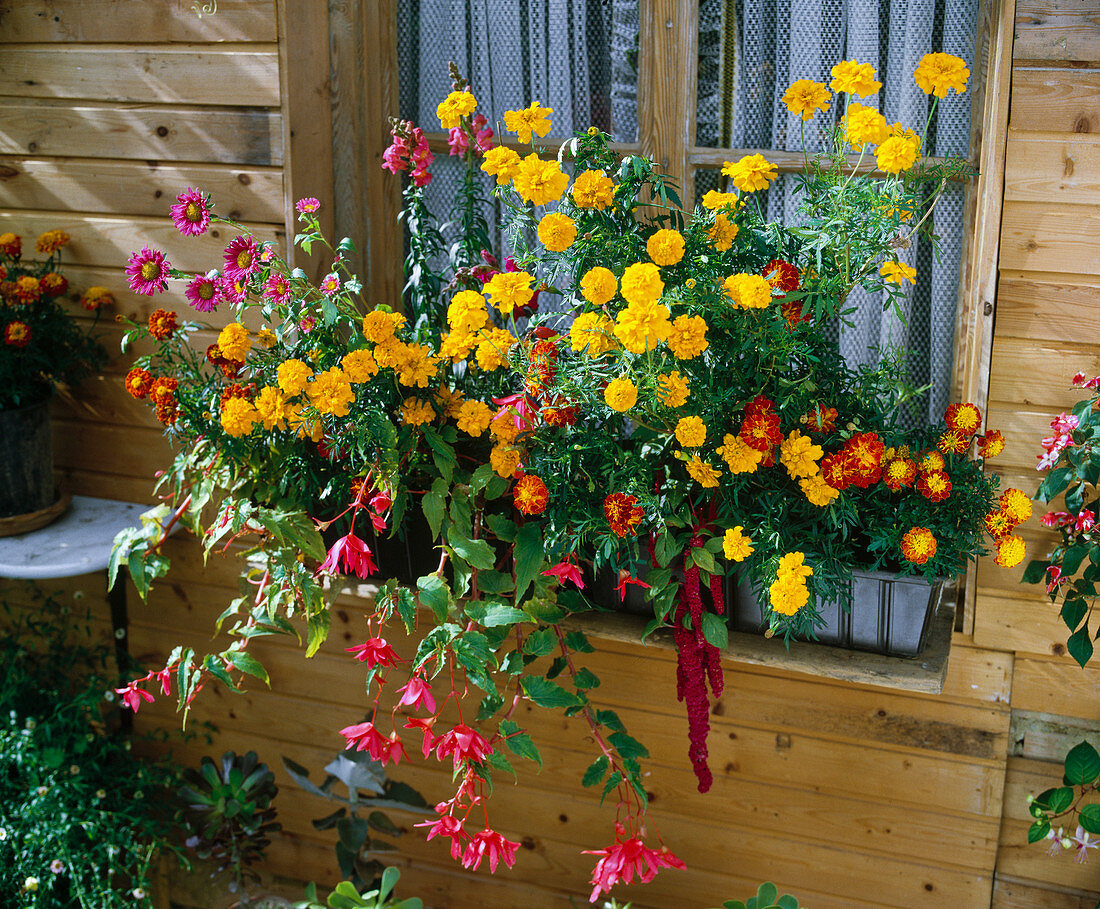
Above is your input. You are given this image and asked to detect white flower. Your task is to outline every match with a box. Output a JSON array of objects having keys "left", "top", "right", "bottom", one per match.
[
  {"left": 0, "top": 828, "right": 7, "bottom": 840},
  {"left": 132, "top": 887, "right": 147, "bottom": 899},
  {"left": 1073, "top": 825, "right": 1099, "bottom": 863},
  {"left": 23, "top": 877, "right": 39, "bottom": 892}
]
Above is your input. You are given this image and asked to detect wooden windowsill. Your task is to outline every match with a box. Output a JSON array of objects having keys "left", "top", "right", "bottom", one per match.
[{"left": 564, "top": 586, "right": 956, "bottom": 695}]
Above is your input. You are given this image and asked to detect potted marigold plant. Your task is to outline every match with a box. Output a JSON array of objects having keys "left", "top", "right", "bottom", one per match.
[
  {"left": 0, "top": 230, "right": 109, "bottom": 527},
  {"left": 112, "top": 53, "right": 1022, "bottom": 903}
]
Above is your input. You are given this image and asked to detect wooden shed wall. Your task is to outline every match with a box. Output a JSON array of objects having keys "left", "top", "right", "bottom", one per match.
[{"left": 0, "top": 1, "right": 1096, "bottom": 907}]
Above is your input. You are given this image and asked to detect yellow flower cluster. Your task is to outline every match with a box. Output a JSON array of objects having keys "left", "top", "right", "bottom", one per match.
[
  {"left": 656, "top": 371, "right": 690, "bottom": 408},
  {"left": 844, "top": 102, "right": 889, "bottom": 149},
  {"left": 829, "top": 60, "right": 882, "bottom": 97},
  {"left": 880, "top": 261, "right": 917, "bottom": 285},
  {"left": 707, "top": 214, "right": 738, "bottom": 252},
  {"left": 484, "top": 271, "right": 535, "bottom": 315},
  {"left": 914, "top": 53, "right": 970, "bottom": 98},
  {"left": 723, "top": 526, "right": 754, "bottom": 562},
  {"left": 581, "top": 266, "right": 618, "bottom": 305},
  {"left": 717, "top": 434, "right": 764, "bottom": 474},
  {"left": 217, "top": 322, "right": 252, "bottom": 362},
  {"left": 512, "top": 154, "right": 569, "bottom": 206},
  {"left": 646, "top": 229, "right": 685, "bottom": 267},
  {"left": 572, "top": 169, "right": 616, "bottom": 209},
  {"left": 569, "top": 312, "right": 618, "bottom": 357},
  {"left": 620, "top": 262, "right": 664, "bottom": 306},
  {"left": 614, "top": 299, "right": 671, "bottom": 353},
  {"left": 779, "top": 430, "right": 824, "bottom": 480},
  {"left": 722, "top": 273, "right": 772, "bottom": 309},
  {"left": 769, "top": 552, "right": 814, "bottom": 616},
  {"left": 504, "top": 102, "right": 553, "bottom": 143},
  {"left": 781, "top": 79, "right": 832, "bottom": 120},
  {"left": 667, "top": 314, "right": 708, "bottom": 359},
  {"left": 604, "top": 376, "right": 637, "bottom": 412},
  {"left": 685, "top": 454, "right": 721, "bottom": 488},
  {"left": 437, "top": 90, "right": 477, "bottom": 129},
  {"left": 721, "top": 154, "right": 778, "bottom": 193},
  {"left": 481, "top": 146, "right": 522, "bottom": 185},
  {"left": 674, "top": 415, "right": 707, "bottom": 448},
  {"left": 538, "top": 213, "right": 577, "bottom": 252}
]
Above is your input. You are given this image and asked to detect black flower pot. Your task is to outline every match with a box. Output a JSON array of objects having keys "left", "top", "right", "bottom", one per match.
[{"left": 0, "top": 399, "right": 57, "bottom": 520}]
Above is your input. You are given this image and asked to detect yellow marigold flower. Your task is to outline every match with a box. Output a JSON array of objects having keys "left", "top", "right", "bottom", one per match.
[
  {"left": 717, "top": 433, "right": 763, "bottom": 474},
  {"left": 220, "top": 397, "right": 258, "bottom": 438},
  {"left": 456, "top": 399, "right": 494, "bottom": 436},
  {"left": 782, "top": 79, "right": 832, "bottom": 120},
  {"left": 396, "top": 342, "right": 438, "bottom": 388},
  {"left": 217, "top": 322, "right": 251, "bottom": 362},
  {"left": 373, "top": 338, "right": 410, "bottom": 370},
  {"left": 800, "top": 473, "right": 840, "bottom": 507},
  {"left": 1000, "top": 488, "right": 1033, "bottom": 525},
  {"left": 580, "top": 267, "right": 618, "bottom": 306},
  {"left": 342, "top": 348, "right": 379, "bottom": 383},
  {"left": 307, "top": 367, "right": 355, "bottom": 416},
  {"left": 701, "top": 190, "right": 740, "bottom": 211},
  {"left": 537, "top": 212, "right": 577, "bottom": 252},
  {"left": 723, "top": 527, "right": 754, "bottom": 562},
  {"left": 620, "top": 262, "right": 664, "bottom": 306},
  {"left": 475, "top": 328, "right": 516, "bottom": 371},
  {"left": 435, "top": 385, "right": 465, "bottom": 418},
  {"left": 36, "top": 229, "right": 70, "bottom": 255},
  {"left": 614, "top": 299, "right": 672, "bottom": 353},
  {"left": 723, "top": 273, "right": 772, "bottom": 309},
  {"left": 256, "top": 327, "right": 278, "bottom": 349},
  {"left": 439, "top": 330, "right": 478, "bottom": 363},
  {"left": 778, "top": 551, "right": 813, "bottom": 580},
  {"left": 571, "top": 169, "right": 616, "bottom": 209},
  {"left": 436, "top": 90, "right": 477, "bottom": 129},
  {"left": 513, "top": 154, "right": 569, "bottom": 206},
  {"left": 277, "top": 358, "right": 313, "bottom": 396},
  {"left": 656, "top": 371, "right": 690, "bottom": 408},
  {"left": 914, "top": 52, "right": 970, "bottom": 98},
  {"left": 254, "top": 385, "right": 291, "bottom": 431},
  {"left": 448, "top": 289, "right": 489, "bottom": 334},
  {"left": 880, "top": 260, "right": 917, "bottom": 285},
  {"left": 569, "top": 311, "right": 618, "bottom": 357},
  {"left": 484, "top": 270, "right": 534, "bottom": 316},
  {"left": 362, "top": 310, "right": 405, "bottom": 344},
  {"left": 490, "top": 409, "right": 519, "bottom": 444},
  {"left": 667, "top": 314, "right": 708, "bottom": 360},
  {"left": 721, "top": 154, "right": 778, "bottom": 193},
  {"left": 401, "top": 397, "right": 435, "bottom": 426},
  {"left": 646, "top": 229, "right": 685, "bottom": 267},
  {"left": 675, "top": 415, "right": 707, "bottom": 448},
  {"left": 490, "top": 444, "right": 522, "bottom": 478},
  {"left": 481, "top": 145, "right": 522, "bottom": 185},
  {"left": 875, "top": 135, "right": 920, "bottom": 174},
  {"left": 769, "top": 574, "right": 810, "bottom": 616},
  {"left": 780, "top": 430, "right": 824, "bottom": 480},
  {"left": 829, "top": 60, "right": 882, "bottom": 97},
  {"left": 604, "top": 376, "right": 638, "bottom": 412},
  {"left": 995, "top": 534, "right": 1026, "bottom": 568},
  {"left": 708, "top": 213, "right": 738, "bottom": 252},
  {"left": 844, "top": 102, "right": 890, "bottom": 149},
  {"left": 685, "top": 455, "right": 721, "bottom": 488},
  {"left": 504, "top": 101, "right": 553, "bottom": 143}
]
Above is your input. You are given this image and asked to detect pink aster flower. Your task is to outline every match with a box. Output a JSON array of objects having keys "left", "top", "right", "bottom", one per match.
[
  {"left": 346, "top": 637, "right": 402, "bottom": 668},
  {"left": 338, "top": 719, "right": 387, "bottom": 758},
  {"left": 583, "top": 835, "right": 686, "bottom": 903},
  {"left": 263, "top": 273, "right": 292, "bottom": 306},
  {"left": 396, "top": 674, "right": 437, "bottom": 714},
  {"left": 223, "top": 234, "right": 259, "bottom": 283},
  {"left": 217, "top": 274, "right": 247, "bottom": 307},
  {"left": 170, "top": 187, "right": 210, "bottom": 236},
  {"left": 299, "top": 314, "right": 316, "bottom": 334},
  {"left": 125, "top": 247, "right": 171, "bottom": 296},
  {"left": 319, "top": 532, "right": 378, "bottom": 579},
  {"left": 320, "top": 273, "right": 341, "bottom": 296},
  {"left": 434, "top": 723, "right": 492, "bottom": 769},
  {"left": 542, "top": 559, "right": 585, "bottom": 589},
  {"left": 184, "top": 272, "right": 219, "bottom": 312},
  {"left": 296, "top": 197, "right": 320, "bottom": 214},
  {"left": 415, "top": 812, "right": 469, "bottom": 860},
  {"left": 115, "top": 682, "right": 155, "bottom": 713},
  {"left": 462, "top": 828, "right": 521, "bottom": 872}
]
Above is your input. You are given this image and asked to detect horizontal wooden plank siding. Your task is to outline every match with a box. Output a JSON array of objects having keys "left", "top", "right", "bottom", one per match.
[{"left": 1014, "top": 0, "right": 1100, "bottom": 63}]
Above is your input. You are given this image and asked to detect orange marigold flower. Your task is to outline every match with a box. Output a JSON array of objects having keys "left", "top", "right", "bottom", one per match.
[
  {"left": 604, "top": 492, "right": 644, "bottom": 537},
  {"left": 882, "top": 457, "right": 918, "bottom": 491},
  {"left": 918, "top": 449, "right": 945, "bottom": 473},
  {"left": 0, "top": 233, "right": 21, "bottom": 257},
  {"left": 944, "top": 402, "right": 982, "bottom": 434},
  {"left": 80, "top": 286, "right": 114, "bottom": 311},
  {"left": 820, "top": 452, "right": 854, "bottom": 491},
  {"left": 149, "top": 376, "right": 178, "bottom": 406},
  {"left": 994, "top": 534, "right": 1026, "bottom": 568},
  {"left": 13, "top": 275, "right": 40, "bottom": 305},
  {"left": 4, "top": 321, "right": 31, "bottom": 348},
  {"left": 937, "top": 429, "right": 971, "bottom": 456},
  {"left": 740, "top": 409, "right": 783, "bottom": 453},
  {"left": 843, "top": 432, "right": 885, "bottom": 487},
  {"left": 513, "top": 474, "right": 549, "bottom": 516},
  {"left": 39, "top": 272, "right": 68, "bottom": 297},
  {"left": 124, "top": 367, "right": 154, "bottom": 399},
  {"left": 804, "top": 405, "right": 837, "bottom": 434},
  {"left": 900, "top": 527, "right": 937, "bottom": 565},
  {"left": 541, "top": 396, "right": 578, "bottom": 428},
  {"left": 154, "top": 399, "right": 180, "bottom": 425},
  {"left": 977, "top": 429, "right": 1006, "bottom": 459},
  {"left": 148, "top": 308, "right": 178, "bottom": 341},
  {"left": 917, "top": 469, "right": 952, "bottom": 503},
  {"left": 999, "top": 488, "right": 1033, "bottom": 525},
  {"left": 762, "top": 259, "right": 799, "bottom": 292},
  {"left": 36, "top": 230, "right": 70, "bottom": 255},
  {"left": 985, "top": 510, "right": 1015, "bottom": 540}
]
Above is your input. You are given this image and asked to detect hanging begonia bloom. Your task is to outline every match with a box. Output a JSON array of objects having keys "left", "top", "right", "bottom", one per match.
[
  {"left": 396, "top": 675, "right": 437, "bottom": 714},
  {"left": 345, "top": 637, "right": 402, "bottom": 668},
  {"left": 319, "top": 532, "right": 377, "bottom": 579},
  {"left": 583, "top": 836, "right": 686, "bottom": 903},
  {"left": 462, "top": 828, "right": 522, "bottom": 873},
  {"left": 416, "top": 812, "right": 469, "bottom": 861},
  {"left": 115, "top": 683, "right": 155, "bottom": 713},
  {"left": 434, "top": 723, "right": 493, "bottom": 769},
  {"left": 339, "top": 720, "right": 387, "bottom": 757},
  {"left": 542, "top": 559, "right": 586, "bottom": 588}
]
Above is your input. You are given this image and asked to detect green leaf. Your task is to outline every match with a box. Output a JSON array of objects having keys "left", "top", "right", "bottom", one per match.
[
  {"left": 1021, "top": 559, "right": 1049, "bottom": 585},
  {"left": 594, "top": 709, "right": 625, "bottom": 732},
  {"left": 701, "top": 612, "right": 729, "bottom": 649},
  {"left": 1063, "top": 544, "right": 1089, "bottom": 577},
  {"left": 690, "top": 547, "right": 717, "bottom": 574},
  {"left": 452, "top": 632, "right": 496, "bottom": 692},
  {"left": 1064, "top": 741, "right": 1100, "bottom": 786},
  {"left": 484, "top": 748, "right": 516, "bottom": 779},
  {"left": 563, "top": 630, "right": 595, "bottom": 653},
  {"left": 523, "top": 628, "right": 558, "bottom": 657},
  {"left": 1046, "top": 786, "right": 1076, "bottom": 814},
  {"left": 485, "top": 514, "right": 517, "bottom": 542},
  {"left": 477, "top": 570, "right": 515, "bottom": 595},
  {"left": 417, "top": 574, "right": 450, "bottom": 622},
  {"left": 476, "top": 692, "right": 504, "bottom": 722},
  {"left": 756, "top": 884, "right": 779, "bottom": 907},
  {"left": 1063, "top": 597, "right": 1089, "bottom": 632},
  {"left": 465, "top": 600, "right": 529, "bottom": 628},
  {"left": 608, "top": 730, "right": 649, "bottom": 760},
  {"left": 573, "top": 668, "right": 601, "bottom": 690},
  {"left": 521, "top": 675, "right": 583, "bottom": 709},
  {"left": 424, "top": 429, "right": 457, "bottom": 484},
  {"left": 1068, "top": 626, "right": 1094, "bottom": 668},
  {"left": 447, "top": 527, "right": 497, "bottom": 570},
  {"left": 1027, "top": 819, "right": 1052, "bottom": 844},
  {"left": 1079, "top": 803, "right": 1100, "bottom": 835},
  {"left": 228, "top": 650, "right": 270, "bottom": 686},
  {"left": 498, "top": 719, "right": 542, "bottom": 768},
  {"left": 423, "top": 486, "right": 447, "bottom": 541},
  {"left": 654, "top": 531, "right": 678, "bottom": 568},
  {"left": 582, "top": 755, "right": 609, "bottom": 787},
  {"left": 513, "top": 522, "right": 544, "bottom": 602}
]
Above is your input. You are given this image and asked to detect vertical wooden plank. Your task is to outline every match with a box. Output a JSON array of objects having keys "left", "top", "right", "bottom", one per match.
[
  {"left": 638, "top": 0, "right": 699, "bottom": 209},
  {"left": 953, "top": 0, "right": 1016, "bottom": 636},
  {"left": 276, "top": 0, "right": 335, "bottom": 279}
]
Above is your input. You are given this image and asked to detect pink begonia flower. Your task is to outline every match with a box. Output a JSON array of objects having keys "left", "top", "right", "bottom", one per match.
[
  {"left": 115, "top": 683, "right": 155, "bottom": 714},
  {"left": 369, "top": 490, "right": 393, "bottom": 513},
  {"left": 434, "top": 723, "right": 492, "bottom": 769},
  {"left": 345, "top": 637, "right": 402, "bottom": 668},
  {"left": 542, "top": 559, "right": 585, "bottom": 589},
  {"left": 338, "top": 720, "right": 387, "bottom": 758},
  {"left": 415, "top": 812, "right": 469, "bottom": 860},
  {"left": 1037, "top": 448, "right": 1062, "bottom": 471},
  {"left": 396, "top": 674, "right": 437, "bottom": 714},
  {"left": 1042, "top": 511, "right": 1072, "bottom": 528},
  {"left": 319, "top": 532, "right": 377, "bottom": 579},
  {"left": 615, "top": 574, "right": 651, "bottom": 602},
  {"left": 154, "top": 668, "right": 173, "bottom": 697},
  {"left": 379, "top": 732, "right": 408, "bottom": 766},
  {"left": 461, "top": 828, "right": 521, "bottom": 872},
  {"left": 491, "top": 393, "right": 539, "bottom": 435},
  {"left": 1046, "top": 565, "right": 1068, "bottom": 594},
  {"left": 1077, "top": 509, "right": 1097, "bottom": 533},
  {"left": 1072, "top": 372, "right": 1100, "bottom": 388},
  {"left": 403, "top": 716, "right": 439, "bottom": 758},
  {"left": 1073, "top": 825, "right": 1099, "bottom": 863},
  {"left": 583, "top": 835, "right": 686, "bottom": 902},
  {"left": 1051, "top": 412, "right": 1080, "bottom": 435}
]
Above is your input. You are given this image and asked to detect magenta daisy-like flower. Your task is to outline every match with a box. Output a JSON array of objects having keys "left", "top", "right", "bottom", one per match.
[
  {"left": 169, "top": 187, "right": 210, "bottom": 236},
  {"left": 222, "top": 235, "right": 259, "bottom": 283},
  {"left": 320, "top": 273, "right": 341, "bottom": 296},
  {"left": 217, "top": 275, "right": 247, "bottom": 307},
  {"left": 296, "top": 197, "right": 320, "bottom": 214},
  {"left": 185, "top": 272, "right": 219, "bottom": 312},
  {"left": 125, "top": 247, "right": 171, "bottom": 296},
  {"left": 263, "top": 273, "right": 292, "bottom": 306}
]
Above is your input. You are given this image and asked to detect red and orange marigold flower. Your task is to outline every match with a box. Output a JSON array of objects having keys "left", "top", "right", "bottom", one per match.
[
  {"left": 917, "top": 469, "right": 952, "bottom": 503},
  {"left": 882, "top": 456, "right": 918, "bottom": 491},
  {"left": 604, "top": 492, "right": 644, "bottom": 537},
  {"left": 804, "top": 405, "right": 838, "bottom": 434},
  {"left": 124, "top": 367, "right": 154, "bottom": 399},
  {"left": 4, "top": 321, "right": 31, "bottom": 348},
  {"left": 900, "top": 527, "right": 937, "bottom": 565},
  {"left": 937, "top": 428, "right": 970, "bottom": 456},
  {"left": 977, "top": 429, "right": 1006, "bottom": 459},
  {"left": 762, "top": 258, "right": 799, "bottom": 292},
  {"left": 944, "top": 402, "right": 981, "bottom": 435},
  {"left": 513, "top": 474, "right": 549, "bottom": 516},
  {"left": 148, "top": 308, "right": 178, "bottom": 340},
  {"left": 842, "top": 432, "right": 885, "bottom": 488}
]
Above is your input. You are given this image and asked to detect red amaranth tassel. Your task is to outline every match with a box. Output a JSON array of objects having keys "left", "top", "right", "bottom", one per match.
[
  {"left": 674, "top": 540, "right": 718, "bottom": 793},
  {"left": 706, "top": 572, "right": 725, "bottom": 698}
]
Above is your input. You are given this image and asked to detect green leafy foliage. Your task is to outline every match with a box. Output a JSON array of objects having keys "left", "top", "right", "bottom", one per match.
[{"left": 295, "top": 867, "right": 423, "bottom": 909}]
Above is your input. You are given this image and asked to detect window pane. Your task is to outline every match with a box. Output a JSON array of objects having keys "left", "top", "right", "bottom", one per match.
[{"left": 398, "top": 0, "right": 640, "bottom": 143}]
